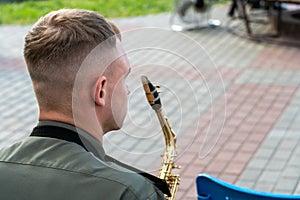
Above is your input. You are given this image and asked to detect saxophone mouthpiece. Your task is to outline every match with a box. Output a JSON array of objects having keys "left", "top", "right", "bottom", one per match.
[
  {"left": 141, "top": 76, "right": 161, "bottom": 110},
  {"left": 141, "top": 76, "right": 149, "bottom": 86}
]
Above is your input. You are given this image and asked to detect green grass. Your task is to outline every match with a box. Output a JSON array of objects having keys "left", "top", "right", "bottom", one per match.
[{"left": 0, "top": 0, "right": 173, "bottom": 25}]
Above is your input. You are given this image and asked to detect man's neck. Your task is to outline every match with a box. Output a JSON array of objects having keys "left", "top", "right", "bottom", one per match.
[{"left": 39, "top": 111, "right": 103, "bottom": 143}]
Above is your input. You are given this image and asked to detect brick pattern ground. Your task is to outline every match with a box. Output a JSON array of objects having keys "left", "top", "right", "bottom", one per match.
[{"left": 0, "top": 5, "right": 300, "bottom": 200}]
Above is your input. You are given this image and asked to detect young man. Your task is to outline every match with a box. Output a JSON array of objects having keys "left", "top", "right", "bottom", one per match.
[{"left": 0, "top": 9, "right": 166, "bottom": 200}]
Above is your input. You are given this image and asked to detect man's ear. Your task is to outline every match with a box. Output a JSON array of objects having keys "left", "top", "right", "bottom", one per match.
[{"left": 94, "top": 76, "right": 107, "bottom": 106}]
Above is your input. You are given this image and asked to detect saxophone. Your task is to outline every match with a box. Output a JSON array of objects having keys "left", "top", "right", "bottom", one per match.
[{"left": 141, "top": 76, "right": 180, "bottom": 200}]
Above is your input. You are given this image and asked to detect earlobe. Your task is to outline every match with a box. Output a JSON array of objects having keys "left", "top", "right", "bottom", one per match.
[{"left": 94, "top": 76, "right": 107, "bottom": 106}]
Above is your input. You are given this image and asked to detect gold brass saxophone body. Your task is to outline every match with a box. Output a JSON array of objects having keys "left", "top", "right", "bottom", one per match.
[{"left": 141, "top": 76, "right": 180, "bottom": 200}]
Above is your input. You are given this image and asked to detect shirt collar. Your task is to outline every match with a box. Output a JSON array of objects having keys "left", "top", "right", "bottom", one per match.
[{"left": 37, "top": 120, "right": 106, "bottom": 160}]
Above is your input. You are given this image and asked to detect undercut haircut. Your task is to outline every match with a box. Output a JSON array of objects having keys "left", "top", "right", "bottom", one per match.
[{"left": 24, "top": 9, "right": 121, "bottom": 114}]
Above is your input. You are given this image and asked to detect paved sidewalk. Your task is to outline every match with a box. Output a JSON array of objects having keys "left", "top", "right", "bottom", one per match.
[{"left": 0, "top": 5, "right": 300, "bottom": 200}]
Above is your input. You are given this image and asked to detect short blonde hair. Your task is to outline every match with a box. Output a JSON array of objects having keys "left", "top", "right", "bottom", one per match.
[{"left": 24, "top": 9, "right": 120, "bottom": 114}]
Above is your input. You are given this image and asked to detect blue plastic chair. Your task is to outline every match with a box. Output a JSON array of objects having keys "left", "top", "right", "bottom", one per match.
[{"left": 196, "top": 173, "right": 300, "bottom": 200}]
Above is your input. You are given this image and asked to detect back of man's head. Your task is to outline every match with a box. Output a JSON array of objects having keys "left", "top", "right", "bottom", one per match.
[{"left": 24, "top": 9, "right": 120, "bottom": 116}]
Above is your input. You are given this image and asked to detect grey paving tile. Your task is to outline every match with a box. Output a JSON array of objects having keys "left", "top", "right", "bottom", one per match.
[
  {"left": 266, "top": 160, "right": 287, "bottom": 171},
  {"left": 238, "top": 168, "right": 262, "bottom": 181},
  {"left": 0, "top": 25, "right": 31, "bottom": 59},
  {"left": 235, "top": 180, "right": 255, "bottom": 189},
  {"left": 273, "top": 178, "right": 299, "bottom": 194},
  {"left": 254, "top": 147, "right": 275, "bottom": 159},
  {"left": 281, "top": 166, "right": 300, "bottom": 179},
  {"left": 273, "top": 148, "right": 293, "bottom": 161},
  {"left": 258, "top": 170, "right": 281, "bottom": 183},
  {"left": 254, "top": 181, "right": 274, "bottom": 192},
  {"left": 246, "top": 157, "right": 269, "bottom": 170},
  {"left": 295, "top": 182, "right": 300, "bottom": 194}
]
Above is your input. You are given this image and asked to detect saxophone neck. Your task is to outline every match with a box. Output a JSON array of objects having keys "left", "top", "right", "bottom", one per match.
[{"left": 155, "top": 108, "right": 177, "bottom": 156}]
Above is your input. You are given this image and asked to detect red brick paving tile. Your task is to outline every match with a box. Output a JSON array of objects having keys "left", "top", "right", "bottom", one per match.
[
  {"left": 252, "top": 89, "right": 268, "bottom": 97},
  {"left": 261, "top": 94, "right": 276, "bottom": 102},
  {"left": 237, "top": 123, "right": 255, "bottom": 133},
  {"left": 265, "top": 109, "right": 283, "bottom": 119},
  {"left": 249, "top": 47, "right": 300, "bottom": 70},
  {"left": 183, "top": 143, "right": 204, "bottom": 155},
  {"left": 251, "top": 124, "right": 273, "bottom": 134},
  {"left": 205, "top": 160, "right": 228, "bottom": 174},
  {"left": 247, "top": 133, "right": 266, "bottom": 143},
  {"left": 189, "top": 160, "right": 207, "bottom": 173},
  {"left": 223, "top": 141, "right": 242, "bottom": 152},
  {"left": 276, "top": 95, "right": 294, "bottom": 104},
  {"left": 193, "top": 155, "right": 215, "bottom": 168},
  {"left": 214, "top": 150, "right": 235, "bottom": 161},
  {"left": 178, "top": 146, "right": 197, "bottom": 156},
  {"left": 177, "top": 177, "right": 195, "bottom": 191},
  {"left": 231, "top": 151, "right": 253, "bottom": 163},
  {"left": 238, "top": 104, "right": 255, "bottom": 113},
  {"left": 226, "top": 117, "right": 244, "bottom": 127},
  {"left": 269, "top": 105, "right": 287, "bottom": 113},
  {"left": 203, "top": 168, "right": 220, "bottom": 176},
  {"left": 161, "top": 66, "right": 244, "bottom": 83},
  {"left": 261, "top": 94, "right": 277, "bottom": 102},
  {"left": 225, "top": 103, "right": 239, "bottom": 113},
  {"left": 0, "top": 58, "right": 27, "bottom": 70},
  {"left": 215, "top": 135, "right": 229, "bottom": 146},
  {"left": 175, "top": 190, "right": 186, "bottom": 200},
  {"left": 229, "top": 92, "right": 247, "bottom": 101},
  {"left": 181, "top": 162, "right": 204, "bottom": 178},
  {"left": 244, "top": 97, "right": 260, "bottom": 105},
  {"left": 233, "top": 110, "right": 249, "bottom": 119},
  {"left": 281, "top": 86, "right": 297, "bottom": 94},
  {"left": 269, "top": 86, "right": 285, "bottom": 94},
  {"left": 205, "top": 171, "right": 219, "bottom": 178},
  {"left": 240, "top": 83, "right": 257, "bottom": 90},
  {"left": 176, "top": 152, "right": 197, "bottom": 166},
  {"left": 259, "top": 116, "right": 279, "bottom": 125},
  {"left": 221, "top": 126, "right": 237, "bottom": 137},
  {"left": 185, "top": 183, "right": 199, "bottom": 199},
  {"left": 224, "top": 161, "right": 247, "bottom": 175},
  {"left": 177, "top": 136, "right": 199, "bottom": 153},
  {"left": 230, "top": 131, "right": 250, "bottom": 143},
  {"left": 244, "top": 115, "right": 260, "bottom": 125},
  {"left": 250, "top": 110, "right": 267, "bottom": 119},
  {"left": 240, "top": 142, "right": 261, "bottom": 153}
]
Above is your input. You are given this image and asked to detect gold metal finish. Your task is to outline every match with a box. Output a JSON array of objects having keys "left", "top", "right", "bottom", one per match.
[{"left": 141, "top": 76, "right": 180, "bottom": 200}]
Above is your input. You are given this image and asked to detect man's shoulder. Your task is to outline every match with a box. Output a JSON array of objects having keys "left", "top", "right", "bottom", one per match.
[{"left": 0, "top": 137, "right": 165, "bottom": 199}]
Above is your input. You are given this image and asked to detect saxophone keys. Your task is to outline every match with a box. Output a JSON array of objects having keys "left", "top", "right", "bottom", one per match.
[{"left": 173, "top": 165, "right": 181, "bottom": 169}]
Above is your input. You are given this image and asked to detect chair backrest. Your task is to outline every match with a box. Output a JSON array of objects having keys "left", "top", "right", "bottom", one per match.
[{"left": 196, "top": 173, "right": 300, "bottom": 200}]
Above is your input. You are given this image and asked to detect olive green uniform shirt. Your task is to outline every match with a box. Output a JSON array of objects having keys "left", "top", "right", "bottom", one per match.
[{"left": 0, "top": 121, "right": 165, "bottom": 200}]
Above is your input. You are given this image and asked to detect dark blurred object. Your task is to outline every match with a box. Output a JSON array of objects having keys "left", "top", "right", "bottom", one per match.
[
  {"left": 195, "top": 0, "right": 205, "bottom": 9},
  {"left": 267, "top": 0, "right": 300, "bottom": 38},
  {"left": 0, "top": 0, "right": 24, "bottom": 3},
  {"left": 228, "top": 0, "right": 237, "bottom": 17},
  {"left": 178, "top": 0, "right": 194, "bottom": 16},
  {"left": 178, "top": 0, "right": 207, "bottom": 16},
  {"left": 171, "top": 0, "right": 220, "bottom": 31},
  {"left": 248, "top": 0, "right": 261, "bottom": 8},
  {"left": 228, "top": 0, "right": 271, "bottom": 17}
]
